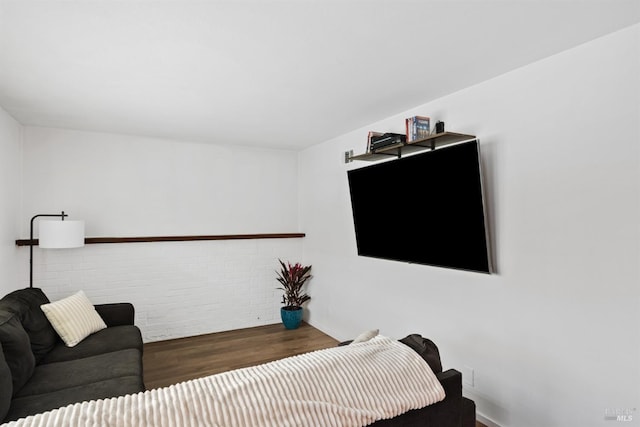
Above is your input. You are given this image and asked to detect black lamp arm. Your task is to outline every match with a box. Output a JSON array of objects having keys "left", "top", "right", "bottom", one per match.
[{"left": 29, "top": 211, "right": 68, "bottom": 289}]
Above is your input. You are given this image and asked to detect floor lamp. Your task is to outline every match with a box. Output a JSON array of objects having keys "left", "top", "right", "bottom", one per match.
[{"left": 30, "top": 211, "right": 85, "bottom": 289}]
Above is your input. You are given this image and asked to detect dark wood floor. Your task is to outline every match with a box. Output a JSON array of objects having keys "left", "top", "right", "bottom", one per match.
[
  {"left": 143, "top": 322, "right": 339, "bottom": 390},
  {"left": 143, "top": 322, "right": 487, "bottom": 427}
]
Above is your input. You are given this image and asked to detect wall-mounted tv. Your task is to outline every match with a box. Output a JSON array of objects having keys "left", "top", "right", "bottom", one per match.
[{"left": 347, "top": 140, "right": 492, "bottom": 273}]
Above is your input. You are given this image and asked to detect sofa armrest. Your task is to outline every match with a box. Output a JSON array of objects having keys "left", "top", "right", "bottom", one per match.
[
  {"left": 94, "top": 303, "right": 135, "bottom": 327},
  {"left": 437, "top": 369, "right": 463, "bottom": 396},
  {"left": 432, "top": 369, "right": 464, "bottom": 426},
  {"left": 370, "top": 369, "right": 465, "bottom": 427}
]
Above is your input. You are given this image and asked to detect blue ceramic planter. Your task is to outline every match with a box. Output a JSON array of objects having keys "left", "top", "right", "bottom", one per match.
[{"left": 281, "top": 306, "right": 303, "bottom": 329}]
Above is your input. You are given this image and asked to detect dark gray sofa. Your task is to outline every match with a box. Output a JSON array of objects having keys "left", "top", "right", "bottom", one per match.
[
  {"left": 0, "top": 288, "right": 145, "bottom": 423},
  {"left": 341, "top": 334, "right": 476, "bottom": 427}
]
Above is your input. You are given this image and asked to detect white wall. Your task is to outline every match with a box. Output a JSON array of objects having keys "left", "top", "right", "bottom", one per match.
[
  {"left": 0, "top": 107, "right": 22, "bottom": 296},
  {"left": 20, "top": 127, "right": 304, "bottom": 341},
  {"left": 300, "top": 25, "right": 640, "bottom": 427},
  {"left": 22, "top": 127, "right": 299, "bottom": 237},
  {"left": 5, "top": 19, "right": 638, "bottom": 427}
]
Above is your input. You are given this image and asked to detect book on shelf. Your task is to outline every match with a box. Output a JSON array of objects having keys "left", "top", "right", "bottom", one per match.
[
  {"left": 405, "top": 116, "right": 430, "bottom": 143},
  {"left": 367, "top": 131, "right": 383, "bottom": 153}
]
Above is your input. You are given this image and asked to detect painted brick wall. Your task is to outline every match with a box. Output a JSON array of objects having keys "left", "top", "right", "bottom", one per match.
[
  {"left": 23, "top": 238, "right": 304, "bottom": 342},
  {"left": 18, "top": 126, "right": 305, "bottom": 343}
]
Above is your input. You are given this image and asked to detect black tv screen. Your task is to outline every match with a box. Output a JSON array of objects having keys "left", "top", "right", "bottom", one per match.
[{"left": 347, "top": 140, "right": 491, "bottom": 273}]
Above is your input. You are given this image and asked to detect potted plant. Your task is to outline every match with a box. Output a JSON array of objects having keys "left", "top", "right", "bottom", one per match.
[{"left": 276, "top": 259, "right": 312, "bottom": 329}]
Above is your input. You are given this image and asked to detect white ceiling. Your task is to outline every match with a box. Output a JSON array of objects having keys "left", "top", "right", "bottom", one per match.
[{"left": 0, "top": 0, "right": 638, "bottom": 150}]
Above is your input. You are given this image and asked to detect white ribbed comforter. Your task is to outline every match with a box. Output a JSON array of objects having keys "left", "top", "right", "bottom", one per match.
[{"left": 4, "top": 335, "right": 445, "bottom": 427}]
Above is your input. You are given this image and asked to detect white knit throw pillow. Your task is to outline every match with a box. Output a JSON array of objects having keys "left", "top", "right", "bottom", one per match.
[
  {"left": 41, "top": 290, "right": 107, "bottom": 347},
  {"left": 351, "top": 329, "right": 379, "bottom": 344}
]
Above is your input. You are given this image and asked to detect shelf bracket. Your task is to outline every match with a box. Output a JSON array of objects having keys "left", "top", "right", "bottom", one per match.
[
  {"left": 344, "top": 150, "right": 354, "bottom": 163},
  {"left": 410, "top": 140, "right": 437, "bottom": 150}
]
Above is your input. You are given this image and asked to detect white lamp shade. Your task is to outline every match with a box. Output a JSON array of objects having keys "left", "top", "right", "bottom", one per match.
[{"left": 39, "top": 220, "right": 85, "bottom": 248}]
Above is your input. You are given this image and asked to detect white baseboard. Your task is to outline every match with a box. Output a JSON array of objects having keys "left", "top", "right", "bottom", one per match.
[{"left": 477, "top": 411, "right": 501, "bottom": 427}]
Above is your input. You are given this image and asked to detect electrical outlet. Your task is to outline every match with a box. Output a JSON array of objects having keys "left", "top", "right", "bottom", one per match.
[{"left": 462, "top": 365, "right": 474, "bottom": 387}]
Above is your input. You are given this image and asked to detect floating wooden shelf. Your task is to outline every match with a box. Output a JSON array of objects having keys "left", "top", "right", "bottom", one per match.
[
  {"left": 16, "top": 233, "right": 305, "bottom": 246},
  {"left": 349, "top": 131, "right": 477, "bottom": 162}
]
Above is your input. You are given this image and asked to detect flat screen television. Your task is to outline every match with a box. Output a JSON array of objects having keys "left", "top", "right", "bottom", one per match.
[{"left": 347, "top": 140, "right": 492, "bottom": 273}]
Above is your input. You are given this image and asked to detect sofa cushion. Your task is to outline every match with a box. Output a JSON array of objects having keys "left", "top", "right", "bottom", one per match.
[
  {"left": 0, "top": 311, "right": 35, "bottom": 395},
  {"left": 5, "top": 375, "right": 145, "bottom": 423},
  {"left": 0, "top": 288, "right": 58, "bottom": 362},
  {"left": 15, "top": 348, "right": 142, "bottom": 398},
  {"left": 39, "top": 325, "right": 143, "bottom": 364},
  {"left": 0, "top": 341, "right": 13, "bottom": 422},
  {"left": 40, "top": 291, "right": 107, "bottom": 347},
  {"left": 94, "top": 303, "right": 135, "bottom": 327}
]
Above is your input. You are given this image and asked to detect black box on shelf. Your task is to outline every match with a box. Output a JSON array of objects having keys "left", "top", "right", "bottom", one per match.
[{"left": 370, "top": 133, "right": 406, "bottom": 151}]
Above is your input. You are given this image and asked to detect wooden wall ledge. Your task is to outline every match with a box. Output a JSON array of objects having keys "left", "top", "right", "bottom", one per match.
[{"left": 16, "top": 233, "right": 306, "bottom": 246}]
